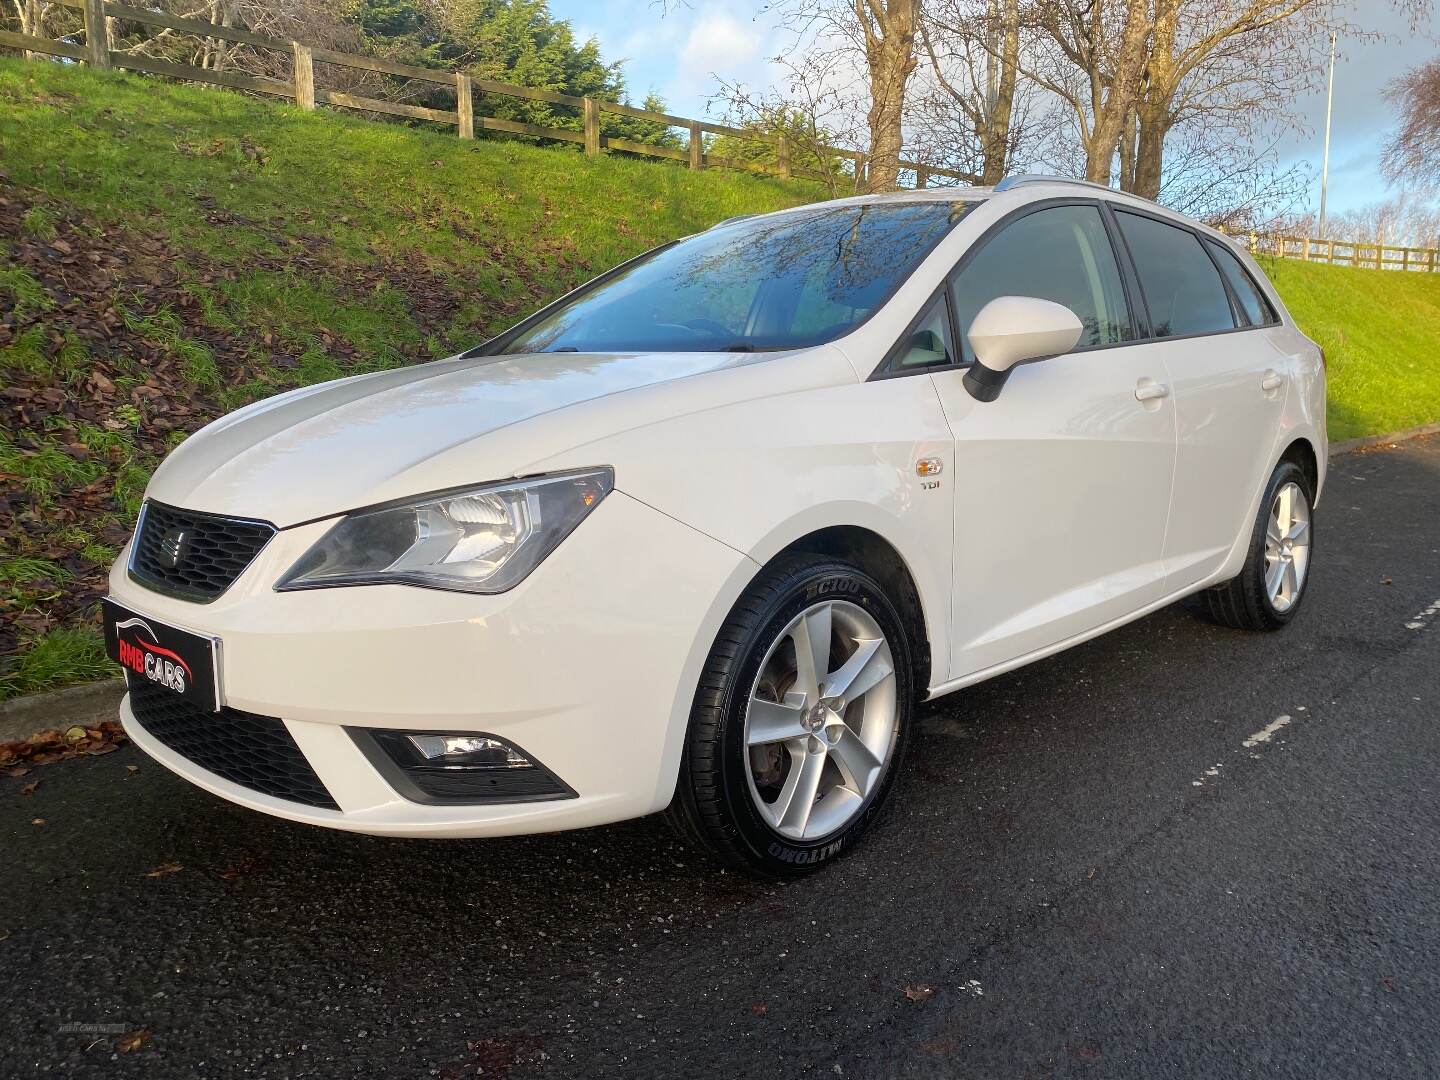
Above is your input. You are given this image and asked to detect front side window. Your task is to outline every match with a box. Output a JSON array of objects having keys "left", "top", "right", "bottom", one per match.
[
  {"left": 949, "top": 204, "right": 1133, "bottom": 358},
  {"left": 1115, "top": 211, "right": 1236, "bottom": 337},
  {"left": 1203, "top": 238, "right": 1278, "bottom": 327},
  {"left": 502, "top": 201, "right": 980, "bottom": 355}
]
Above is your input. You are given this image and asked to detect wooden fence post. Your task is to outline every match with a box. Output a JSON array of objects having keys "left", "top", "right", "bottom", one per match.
[
  {"left": 583, "top": 97, "right": 600, "bottom": 156},
  {"left": 688, "top": 122, "right": 702, "bottom": 169},
  {"left": 1302, "top": 237, "right": 1310, "bottom": 261},
  {"left": 915, "top": 165, "right": 929, "bottom": 189},
  {"left": 292, "top": 43, "right": 314, "bottom": 110},
  {"left": 455, "top": 73, "right": 473, "bottom": 139},
  {"left": 82, "top": 0, "right": 111, "bottom": 68},
  {"left": 776, "top": 134, "right": 790, "bottom": 179}
]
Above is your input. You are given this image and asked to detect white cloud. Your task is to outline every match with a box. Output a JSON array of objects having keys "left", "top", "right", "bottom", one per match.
[{"left": 670, "top": 7, "right": 777, "bottom": 109}]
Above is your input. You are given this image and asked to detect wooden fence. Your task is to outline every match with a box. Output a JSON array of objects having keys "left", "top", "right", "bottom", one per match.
[
  {"left": 0, "top": 0, "right": 970, "bottom": 191},
  {"left": 1242, "top": 233, "right": 1440, "bottom": 273}
]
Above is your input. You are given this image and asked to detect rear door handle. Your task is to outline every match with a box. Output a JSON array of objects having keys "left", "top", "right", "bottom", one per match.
[
  {"left": 1261, "top": 371, "right": 1284, "bottom": 392},
  {"left": 1134, "top": 381, "right": 1170, "bottom": 402}
]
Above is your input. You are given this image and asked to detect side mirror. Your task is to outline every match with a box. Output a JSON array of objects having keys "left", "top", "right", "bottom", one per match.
[{"left": 962, "top": 296, "right": 1084, "bottom": 402}]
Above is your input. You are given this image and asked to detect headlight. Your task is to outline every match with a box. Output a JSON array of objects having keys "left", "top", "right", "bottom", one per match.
[{"left": 275, "top": 468, "right": 613, "bottom": 594}]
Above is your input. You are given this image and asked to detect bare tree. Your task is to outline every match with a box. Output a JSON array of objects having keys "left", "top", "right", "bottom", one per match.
[
  {"left": 1382, "top": 59, "right": 1440, "bottom": 187},
  {"left": 1020, "top": 0, "right": 1154, "bottom": 184},
  {"left": 769, "top": 0, "right": 922, "bottom": 191},
  {"left": 915, "top": 0, "right": 1026, "bottom": 183},
  {"left": 710, "top": 52, "right": 866, "bottom": 195}
]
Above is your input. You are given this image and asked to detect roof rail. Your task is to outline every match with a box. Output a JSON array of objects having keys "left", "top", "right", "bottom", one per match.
[{"left": 993, "top": 173, "right": 1121, "bottom": 194}]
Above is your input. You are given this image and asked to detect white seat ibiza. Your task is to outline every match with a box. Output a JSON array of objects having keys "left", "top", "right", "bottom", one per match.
[{"left": 105, "top": 176, "right": 1325, "bottom": 876}]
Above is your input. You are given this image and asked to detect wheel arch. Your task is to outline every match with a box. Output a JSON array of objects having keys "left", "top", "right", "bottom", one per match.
[
  {"left": 770, "top": 524, "right": 935, "bottom": 698},
  {"left": 1278, "top": 435, "right": 1320, "bottom": 503}
]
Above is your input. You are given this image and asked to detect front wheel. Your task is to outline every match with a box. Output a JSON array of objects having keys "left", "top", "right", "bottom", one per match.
[
  {"left": 1206, "top": 460, "right": 1315, "bottom": 631},
  {"left": 668, "top": 555, "right": 914, "bottom": 877}
]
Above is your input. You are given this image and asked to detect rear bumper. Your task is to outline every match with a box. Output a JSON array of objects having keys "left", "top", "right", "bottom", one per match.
[{"left": 110, "top": 490, "right": 756, "bottom": 838}]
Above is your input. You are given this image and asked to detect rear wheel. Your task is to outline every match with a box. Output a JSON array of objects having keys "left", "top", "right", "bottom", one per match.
[
  {"left": 668, "top": 555, "right": 913, "bottom": 877},
  {"left": 1206, "top": 460, "right": 1314, "bottom": 631}
]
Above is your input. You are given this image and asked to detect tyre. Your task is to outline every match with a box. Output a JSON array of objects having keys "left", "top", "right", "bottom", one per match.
[
  {"left": 668, "top": 554, "right": 914, "bottom": 877},
  {"left": 1205, "top": 460, "right": 1314, "bottom": 631}
]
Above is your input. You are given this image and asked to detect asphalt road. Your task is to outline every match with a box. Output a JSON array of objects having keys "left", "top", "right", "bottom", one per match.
[{"left": 4, "top": 436, "right": 1439, "bottom": 1080}]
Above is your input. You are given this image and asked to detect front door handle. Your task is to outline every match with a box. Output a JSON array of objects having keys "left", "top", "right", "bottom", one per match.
[
  {"left": 1134, "top": 381, "right": 1170, "bottom": 402},
  {"left": 1261, "top": 370, "right": 1284, "bottom": 392}
]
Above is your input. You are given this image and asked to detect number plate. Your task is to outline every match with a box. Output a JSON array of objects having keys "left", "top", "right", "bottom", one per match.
[{"left": 102, "top": 598, "right": 221, "bottom": 712}]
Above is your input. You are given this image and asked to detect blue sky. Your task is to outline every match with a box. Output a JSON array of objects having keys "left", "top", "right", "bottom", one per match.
[{"left": 551, "top": 0, "right": 1436, "bottom": 215}]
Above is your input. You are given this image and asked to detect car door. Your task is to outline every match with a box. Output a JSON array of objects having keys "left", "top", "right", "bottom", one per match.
[
  {"left": 925, "top": 200, "right": 1177, "bottom": 681},
  {"left": 1110, "top": 210, "right": 1288, "bottom": 589}
]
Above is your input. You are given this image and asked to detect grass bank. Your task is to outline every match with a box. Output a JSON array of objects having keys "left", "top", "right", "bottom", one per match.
[{"left": 1259, "top": 256, "right": 1440, "bottom": 442}]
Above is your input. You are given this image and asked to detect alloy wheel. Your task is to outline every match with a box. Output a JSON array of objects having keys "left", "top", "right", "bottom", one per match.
[
  {"left": 743, "top": 600, "right": 899, "bottom": 841},
  {"left": 1264, "top": 480, "right": 1311, "bottom": 612}
]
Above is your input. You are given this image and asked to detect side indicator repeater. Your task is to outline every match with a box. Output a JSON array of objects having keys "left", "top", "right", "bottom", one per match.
[{"left": 916, "top": 457, "right": 944, "bottom": 477}]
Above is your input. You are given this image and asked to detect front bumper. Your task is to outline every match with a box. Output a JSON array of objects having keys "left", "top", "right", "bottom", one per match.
[{"left": 111, "top": 490, "right": 755, "bottom": 838}]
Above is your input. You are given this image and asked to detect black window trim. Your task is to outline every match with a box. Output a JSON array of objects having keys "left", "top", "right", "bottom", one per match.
[
  {"left": 870, "top": 282, "right": 960, "bottom": 381},
  {"left": 1108, "top": 203, "right": 1284, "bottom": 345},
  {"left": 871, "top": 196, "right": 1287, "bottom": 381},
  {"left": 871, "top": 196, "right": 1140, "bottom": 380},
  {"left": 1201, "top": 234, "right": 1281, "bottom": 329}
]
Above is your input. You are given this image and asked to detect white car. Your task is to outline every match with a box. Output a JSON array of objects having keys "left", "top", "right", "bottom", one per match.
[{"left": 104, "top": 176, "right": 1325, "bottom": 876}]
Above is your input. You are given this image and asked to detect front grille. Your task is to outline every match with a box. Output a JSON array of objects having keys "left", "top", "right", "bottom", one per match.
[
  {"left": 129, "top": 501, "right": 276, "bottom": 603},
  {"left": 128, "top": 681, "right": 339, "bottom": 811}
]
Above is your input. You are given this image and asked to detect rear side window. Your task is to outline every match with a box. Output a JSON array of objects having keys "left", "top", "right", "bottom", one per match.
[
  {"left": 1115, "top": 211, "right": 1235, "bottom": 337},
  {"left": 950, "top": 204, "right": 1132, "bottom": 355},
  {"left": 1204, "top": 239, "right": 1278, "bottom": 327}
]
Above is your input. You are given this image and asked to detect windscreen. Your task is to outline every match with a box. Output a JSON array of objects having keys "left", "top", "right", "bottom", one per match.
[{"left": 501, "top": 200, "right": 980, "bottom": 354}]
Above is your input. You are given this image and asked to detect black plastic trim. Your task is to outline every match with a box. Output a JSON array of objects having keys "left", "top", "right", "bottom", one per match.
[
  {"left": 127, "top": 500, "right": 278, "bottom": 604},
  {"left": 868, "top": 195, "right": 1287, "bottom": 382},
  {"left": 348, "top": 727, "right": 578, "bottom": 806}
]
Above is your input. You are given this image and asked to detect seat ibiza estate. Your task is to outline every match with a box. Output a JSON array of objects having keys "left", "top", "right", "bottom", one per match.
[{"left": 105, "top": 175, "right": 1325, "bottom": 876}]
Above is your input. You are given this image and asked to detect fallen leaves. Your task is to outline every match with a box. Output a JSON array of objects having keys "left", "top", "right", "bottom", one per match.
[
  {"left": 116, "top": 1027, "right": 151, "bottom": 1053},
  {"left": 0, "top": 722, "right": 128, "bottom": 776},
  {"left": 904, "top": 984, "right": 935, "bottom": 1004},
  {"left": 750, "top": 1002, "right": 769, "bottom": 1016},
  {"left": 19, "top": 780, "right": 38, "bottom": 796},
  {"left": 31, "top": 817, "right": 45, "bottom": 826},
  {"left": 143, "top": 862, "right": 183, "bottom": 879}
]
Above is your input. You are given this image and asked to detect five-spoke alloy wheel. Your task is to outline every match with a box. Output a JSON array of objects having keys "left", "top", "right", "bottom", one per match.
[
  {"left": 1207, "top": 459, "right": 1316, "bottom": 631},
  {"left": 669, "top": 555, "right": 914, "bottom": 876},
  {"left": 744, "top": 599, "right": 898, "bottom": 842}
]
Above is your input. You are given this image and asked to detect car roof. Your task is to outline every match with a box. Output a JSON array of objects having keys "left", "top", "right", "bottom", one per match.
[{"left": 714, "top": 176, "right": 1234, "bottom": 246}]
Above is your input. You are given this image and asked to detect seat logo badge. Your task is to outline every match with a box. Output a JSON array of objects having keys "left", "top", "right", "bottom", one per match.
[{"left": 159, "top": 528, "right": 190, "bottom": 569}]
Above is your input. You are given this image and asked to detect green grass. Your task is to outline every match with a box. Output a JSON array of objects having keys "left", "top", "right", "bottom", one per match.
[
  {"left": 1260, "top": 257, "right": 1440, "bottom": 442},
  {"left": 0, "top": 626, "right": 112, "bottom": 700},
  {"left": 0, "top": 58, "right": 820, "bottom": 316}
]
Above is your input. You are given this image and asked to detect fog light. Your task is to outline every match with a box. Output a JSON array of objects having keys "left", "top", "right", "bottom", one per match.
[
  {"left": 406, "top": 734, "right": 531, "bottom": 768},
  {"left": 349, "top": 728, "right": 576, "bottom": 805}
]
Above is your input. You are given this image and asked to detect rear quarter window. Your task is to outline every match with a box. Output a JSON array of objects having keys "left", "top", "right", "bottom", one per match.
[{"left": 1203, "top": 238, "right": 1279, "bottom": 327}]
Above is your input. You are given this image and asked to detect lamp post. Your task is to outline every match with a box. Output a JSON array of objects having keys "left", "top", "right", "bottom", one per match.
[{"left": 1318, "top": 29, "right": 1337, "bottom": 239}]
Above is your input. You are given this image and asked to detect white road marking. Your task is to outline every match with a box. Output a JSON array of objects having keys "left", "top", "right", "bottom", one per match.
[
  {"left": 1406, "top": 598, "right": 1440, "bottom": 631},
  {"left": 1243, "top": 715, "right": 1292, "bottom": 748}
]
